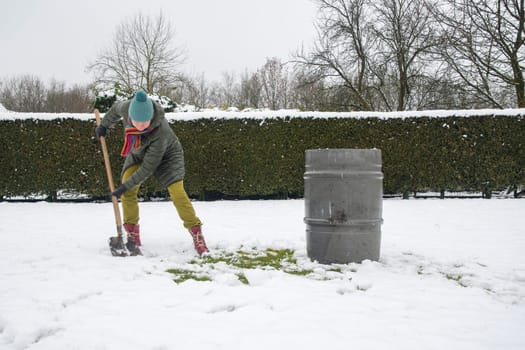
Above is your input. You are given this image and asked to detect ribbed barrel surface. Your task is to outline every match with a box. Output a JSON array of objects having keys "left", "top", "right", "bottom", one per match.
[{"left": 304, "top": 149, "right": 383, "bottom": 263}]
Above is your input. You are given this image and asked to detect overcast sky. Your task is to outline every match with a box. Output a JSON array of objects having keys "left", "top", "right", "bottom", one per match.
[{"left": 1, "top": 0, "right": 318, "bottom": 86}]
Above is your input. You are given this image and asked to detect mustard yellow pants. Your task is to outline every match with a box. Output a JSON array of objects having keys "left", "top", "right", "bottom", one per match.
[{"left": 120, "top": 164, "right": 201, "bottom": 229}]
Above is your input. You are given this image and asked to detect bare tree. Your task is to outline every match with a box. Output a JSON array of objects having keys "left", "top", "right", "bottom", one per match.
[
  {"left": 216, "top": 71, "right": 238, "bottom": 109},
  {"left": 295, "top": 0, "right": 376, "bottom": 110},
  {"left": 45, "top": 80, "right": 92, "bottom": 113},
  {"left": 0, "top": 75, "right": 46, "bottom": 112},
  {"left": 290, "top": 67, "right": 330, "bottom": 111},
  {"left": 87, "top": 11, "right": 186, "bottom": 94},
  {"left": 371, "top": 0, "right": 440, "bottom": 110},
  {"left": 238, "top": 70, "right": 262, "bottom": 109},
  {"left": 433, "top": 0, "right": 525, "bottom": 108},
  {"left": 259, "top": 57, "right": 290, "bottom": 110},
  {"left": 294, "top": 0, "right": 455, "bottom": 111},
  {"left": 46, "top": 79, "right": 68, "bottom": 112},
  {"left": 172, "top": 73, "right": 210, "bottom": 110}
]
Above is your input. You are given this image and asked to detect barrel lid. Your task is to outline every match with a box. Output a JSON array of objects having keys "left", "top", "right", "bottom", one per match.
[{"left": 305, "top": 149, "right": 382, "bottom": 171}]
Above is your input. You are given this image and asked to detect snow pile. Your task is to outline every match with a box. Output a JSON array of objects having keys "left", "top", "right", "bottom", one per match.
[
  {"left": 0, "top": 103, "right": 8, "bottom": 112},
  {"left": 0, "top": 199, "right": 523, "bottom": 349}
]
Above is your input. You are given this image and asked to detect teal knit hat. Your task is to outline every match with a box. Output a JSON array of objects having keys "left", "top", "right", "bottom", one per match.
[{"left": 128, "top": 90, "right": 153, "bottom": 122}]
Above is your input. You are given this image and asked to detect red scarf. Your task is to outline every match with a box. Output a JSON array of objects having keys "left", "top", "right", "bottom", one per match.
[{"left": 120, "top": 120, "right": 155, "bottom": 157}]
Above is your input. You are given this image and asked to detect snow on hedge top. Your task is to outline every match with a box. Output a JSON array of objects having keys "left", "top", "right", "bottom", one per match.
[{"left": 0, "top": 108, "right": 524, "bottom": 121}]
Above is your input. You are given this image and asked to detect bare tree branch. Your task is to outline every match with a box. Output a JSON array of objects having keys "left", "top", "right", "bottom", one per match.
[
  {"left": 87, "top": 11, "right": 186, "bottom": 95},
  {"left": 432, "top": 0, "right": 525, "bottom": 107}
]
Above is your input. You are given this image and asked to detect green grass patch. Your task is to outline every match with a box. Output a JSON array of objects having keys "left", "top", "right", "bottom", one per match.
[
  {"left": 167, "top": 248, "right": 317, "bottom": 284},
  {"left": 444, "top": 273, "right": 467, "bottom": 287},
  {"left": 198, "top": 248, "right": 297, "bottom": 270},
  {"left": 166, "top": 268, "right": 212, "bottom": 284},
  {"left": 236, "top": 272, "right": 249, "bottom": 285}
]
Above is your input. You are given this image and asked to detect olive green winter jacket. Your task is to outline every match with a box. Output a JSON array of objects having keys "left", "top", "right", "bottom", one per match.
[{"left": 100, "top": 100, "right": 185, "bottom": 191}]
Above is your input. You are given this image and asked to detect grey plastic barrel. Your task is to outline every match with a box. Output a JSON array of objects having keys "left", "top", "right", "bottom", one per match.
[{"left": 304, "top": 149, "right": 383, "bottom": 264}]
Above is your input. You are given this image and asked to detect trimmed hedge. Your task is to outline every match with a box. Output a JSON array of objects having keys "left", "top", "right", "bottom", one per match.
[{"left": 1, "top": 115, "right": 523, "bottom": 200}]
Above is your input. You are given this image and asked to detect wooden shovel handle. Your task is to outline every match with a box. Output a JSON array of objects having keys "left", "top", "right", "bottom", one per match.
[{"left": 95, "top": 109, "right": 123, "bottom": 236}]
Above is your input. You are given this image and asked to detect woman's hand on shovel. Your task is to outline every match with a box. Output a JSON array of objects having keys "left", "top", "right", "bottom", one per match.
[
  {"left": 95, "top": 125, "right": 107, "bottom": 138},
  {"left": 112, "top": 185, "right": 126, "bottom": 199}
]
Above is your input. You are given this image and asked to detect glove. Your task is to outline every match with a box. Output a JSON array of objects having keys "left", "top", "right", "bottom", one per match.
[
  {"left": 95, "top": 125, "right": 107, "bottom": 138},
  {"left": 111, "top": 185, "right": 127, "bottom": 199}
]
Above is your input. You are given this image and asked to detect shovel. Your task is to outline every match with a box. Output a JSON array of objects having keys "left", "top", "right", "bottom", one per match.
[{"left": 94, "top": 109, "right": 129, "bottom": 257}]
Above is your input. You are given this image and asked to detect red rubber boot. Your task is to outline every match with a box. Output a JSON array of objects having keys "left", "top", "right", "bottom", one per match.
[
  {"left": 189, "top": 226, "right": 209, "bottom": 256},
  {"left": 124, "top": 223, "right": 141, "bottom": 246}
]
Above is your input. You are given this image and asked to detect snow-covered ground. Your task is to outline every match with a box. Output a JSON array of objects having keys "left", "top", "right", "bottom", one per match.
[{"left": 0, "top": 199, "right": 524, "bottom": 349}]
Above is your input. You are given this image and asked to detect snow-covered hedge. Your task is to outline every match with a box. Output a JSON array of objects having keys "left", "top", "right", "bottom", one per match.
[
  {"left": 1, "top": 109, "right": 524, "bottom": 200},
  {"left": 1, "top": 107, "right": 525, "bottom": 121}
]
